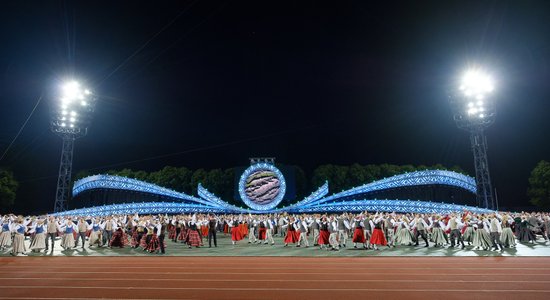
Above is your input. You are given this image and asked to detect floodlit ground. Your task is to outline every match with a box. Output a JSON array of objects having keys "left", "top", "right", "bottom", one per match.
[{"left": 3, "top": 233, "right": 550, "bottom": 257}]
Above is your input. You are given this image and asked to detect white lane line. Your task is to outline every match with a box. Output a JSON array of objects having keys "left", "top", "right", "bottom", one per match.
[
  {"left": 0, "top": 278, "right": 549, "bottom": 283},
  {"left": 1, "top": 286, "right": 550, "bottom": 292}
]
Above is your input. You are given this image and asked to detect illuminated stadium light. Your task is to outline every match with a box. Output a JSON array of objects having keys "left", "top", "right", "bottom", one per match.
[
  {"left": 51, "top": 78, "right": 98, "bottom": 213},
  {"left": 450, "top": 66, "right": 498, "bottom": 210}
]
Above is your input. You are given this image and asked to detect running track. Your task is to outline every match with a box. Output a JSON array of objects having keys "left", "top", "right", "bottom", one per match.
[{"left": 1, "top": 257, "right": 549, "bottom": 300}]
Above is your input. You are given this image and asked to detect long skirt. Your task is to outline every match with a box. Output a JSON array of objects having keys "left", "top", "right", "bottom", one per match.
[
  {"left": 178, "top": 228, "right": 188, "bottom": 242},
  {"left": 500, "top": 228, "right": 516, "bottom": 247},
  {"left": 168, "top": 225, "right": 176, "bottom": 240},
  {"left": 89, "top": 230, "right": 102, "bottom": 246},
  {"left": 0, "top": 231, "right": 12, "bottom": 247},
  {"left": 146, "top": 234, "right": 160, "bottom": 252},
  {"left": 518, "top": 227, "right": 536, "bottom": 242},
  {"left": 284, "top": 229, "right": 300, "bottom": 244},
  {"left": 258, "top": 227, "right": 267, "bottom": 240},
  {"left": 463, "top": 227, "right": 474, "bottom": 243},
  {"left": 370, "top": 228, "right": 387, "bottom": 246},
  {"left": 431, "top": 227, "right": 447, "bottom": 245},
  {"left": 61, "top": 233, "right": 75, "bottom": 249},
  {"left": 396, "top": 228, "right": 414, "bottom": 245},
  {"left": 473, "top": 229, "right": 492, "bottom": 249},
  {"left": 231, "top": 227, "right": 244, "bottom": 241},
  {"left": 352, "top": 227, "right": 366, "bottom": 243},
  {"left": 318, "top": 230, "right": 330, "bottom": 245},
  {"left": 239, "top": 224, "right": 249, "bottom": 237},
  {"left": 109, "top": 230, "right": 126, "bottom": 248},
  {"left": 30, "top": 233, "right": 46, "bottom": 250},
  {"left": 201, "top": 225, "right": 209, "bottom": 237},
  {"left": 188, "top": 230, "right": 201, "bottom": 247},
  {"left": 12, "top": 234, "right": 26, "bottom": 254}
]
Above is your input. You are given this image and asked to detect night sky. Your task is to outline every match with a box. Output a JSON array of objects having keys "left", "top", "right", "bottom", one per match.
[{"left": 1, "top": 1, "right": 549, "bottom": 214}]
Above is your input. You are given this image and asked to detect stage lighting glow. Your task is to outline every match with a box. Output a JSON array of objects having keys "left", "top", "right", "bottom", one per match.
[
  {"left": 70, "top": 117, "right": 76, "bottom": 122},
  {"left": 70, "top": 111, "right": 77, "bottom": 116},
  {"left": 62, "top": 81, "right": 81, "bottom": 100},
  {"left": 61, "top": 123, "right": 66, "bottom": 127},
  {"left": 61, "top": 110, "right": 67, "bottom": 115},
  {"left": 81, "top": 101, "right": 87, "bottom": 106},
  {"left": 460, "top": 69, "right": 494, "bottom": 98},
  {"left": 84, "top": 89, "right": 91, "bottom": 95}
]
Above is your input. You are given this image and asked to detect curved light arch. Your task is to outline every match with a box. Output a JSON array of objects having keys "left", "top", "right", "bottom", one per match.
[{"left": 61, "top": 170, "right": 486, "bottom": 216}]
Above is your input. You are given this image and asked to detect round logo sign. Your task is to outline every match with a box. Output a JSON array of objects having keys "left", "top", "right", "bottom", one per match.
[{"left": 238, "top": 163, "right": 286, "bottom": 211}]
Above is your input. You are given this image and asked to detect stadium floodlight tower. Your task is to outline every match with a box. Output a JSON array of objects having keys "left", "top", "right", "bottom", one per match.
[
  {"left": 51, "top": 80, "right": 96, "bottom": 213},
  {"left": 450, "top": 68, "right": 496, "bottom": 210}
]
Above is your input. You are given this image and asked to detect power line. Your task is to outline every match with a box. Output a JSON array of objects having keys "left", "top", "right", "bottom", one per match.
[{"left": 0, "top": 93, "right": 43, "bottom": 162}]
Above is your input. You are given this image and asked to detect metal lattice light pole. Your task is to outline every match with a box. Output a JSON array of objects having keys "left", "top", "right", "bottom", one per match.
[
  {"left": 450, "top": 68, "right": 496, "bottom": 209},
  {"left": 51, "top": 81, "right": 96, "bottom": 212}
]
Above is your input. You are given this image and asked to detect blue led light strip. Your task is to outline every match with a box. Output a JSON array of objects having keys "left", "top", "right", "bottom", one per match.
[
  {"left": 311, "top": 170, "right": 476, "bottom": 207},
  {"left": 72, "top": 175, "right": 222, "bottom": 208}
]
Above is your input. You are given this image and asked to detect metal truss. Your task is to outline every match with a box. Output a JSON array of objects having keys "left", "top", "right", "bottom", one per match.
[
  {"left": 53, "top": 134, "right": 75, "bottom": 213},
  {"left": 61, "top": 170, "right": 487, "bottom": 217}
]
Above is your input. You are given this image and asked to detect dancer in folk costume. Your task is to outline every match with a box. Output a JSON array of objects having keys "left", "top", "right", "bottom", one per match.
[
  {"left": 60, "top": 218, "right": 78, "bottom": 250},
  {"left": 318, "top": 216, "right": 331, "bottom": 249},
  {"left": 257, "top": 217, "right": 268, "bottom": 245},
  {"left": 264, "top": 215, "right": 276, "bottom": 245},
  {"left": 395, "top": 216, "right": 414, "bottom": 246},
  {"left": 363, "top": 214, "right": 373, "bottom": 249},
  {"left": 462, "top": 215, "right": 475, "bottom": 245},
  {"left": 488, "top": 213, "right": 504, "bottom": 252},
  {"left": 352, "top": 215, "right": 366, "bottom": 248},
  {"left": 11, "top": 217, "right": 27, "bottom": 256},
  {"left": 283, "top": 216, "right": 300, "bottom": 247},
  {"left": 384, "top": 214, "right": 396, "bottom": 247},
  {"left": 0, "top": 215, "right": 13, "bottom": 250},
  {"left": 337, "top": 213, "right": 351, "bottom": 248},
  {"left": 411, "top": 214, "right": 430, "bottom": 247},
  {"left": 446, "top": 214, "right": 465, "bottom": 249},
  {"left": 75, "top": 217, "right": 89, "bottom": 249},
  {"left": 500, "top": 213, "right": 516, "bottom": 248},
  {"left": 229, "top": 217, "right": 244, "bottom": 245},
  {"left": 296, "top": 216, "right": 310, "bottom": 248},
  {"left": 144, "top": 219, "right": 162, "bottom": 253},
  {"left": 29, "top": 218, "right": 47, "bottom": 252},
  {"left": 88, "top": 218, "right": 103, "bottom": 248},
  {"left": 430, "top": 215, "right": 448, "bottom": 247},
  {"left": 247, "top": 215, "right": 258, "bottom": 244},
  {"left": 328, "top": 216, "right": 340, "bottom": 251},
  {"left": 310, "top": 215, "right": 320, "bottom": 246},
  {"left": 472, "top": 217, "right": 492, "bottom": 250},
  {"left": 207, "top": 214, "right": 219, "bottom": 248},
  {"left": 109, "top": 226, "right": 127, "bottom": 248},
  {"left": 187, "top": 215, "right": 202, "bottom": 248},
  {"left": 518, "top": 215, "right": 537, "bottom": 243},
  {"left": 44, "top": 216, "right": 59, "bottom": 252},
  {"left": 369, "top": 213, "right": 388, "bottom": 250}
]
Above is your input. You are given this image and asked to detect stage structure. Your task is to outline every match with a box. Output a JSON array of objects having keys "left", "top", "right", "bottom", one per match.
[
  {"left": 51, "top": 81, "right": 96, "bottom": 213},
  {"left": 54, "top": 163, "right": 493, "bottom": 216},
  {"left": 450, "top": 68, "right": 496, "bottom": 210}
]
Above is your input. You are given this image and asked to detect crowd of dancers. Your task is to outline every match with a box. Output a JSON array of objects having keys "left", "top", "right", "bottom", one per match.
[{"left": 1, "top": 211, "right": 549, "bottom": 256}]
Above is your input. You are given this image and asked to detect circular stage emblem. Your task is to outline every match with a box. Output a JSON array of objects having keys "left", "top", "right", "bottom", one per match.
[{"left": 238, "top": 163, "right": 286, "bottom": 211}]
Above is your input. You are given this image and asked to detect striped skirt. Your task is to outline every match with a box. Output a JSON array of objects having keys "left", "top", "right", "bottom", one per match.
[
  {"left": 0, "top": 231, "right": 12, "bottom": 247},
  {"left": 30, "top": 233, "right": 46, "bottom": 250},
  {"left": 12, "top": 234, "right": 26, "bottom": 254}
]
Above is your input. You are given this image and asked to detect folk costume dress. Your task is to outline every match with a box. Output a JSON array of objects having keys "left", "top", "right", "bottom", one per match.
[
  {"left": 352, "top": 219, "right": 366, "bottom": 245},
  {"left": 0, "top": 219, "right": 12, "bottom": 249},
  {"left": 369, "top": 217, "right": 388, "bottom": 247},
  {"left": 318, "top": 221, "right": 330, "bottom": 248},
  {"left": 29, "top": 223, "right": 47, "bottom": 251},
  {"left": 283, "top": 221, "right": 300, "bottom": 246},
  {"left": 11, "top": 223, "right": 27, "bottom": 255},
  {"left": 229, "top": 220, "right": 244, "bottom": 244},
  {"left": 60, "top": 221, "right": 77, "bottom": 249}
]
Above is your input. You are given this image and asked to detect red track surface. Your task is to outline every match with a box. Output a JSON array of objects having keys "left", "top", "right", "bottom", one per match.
[{"left": 1, "top": 257, "right": 550, "bottom": 300}]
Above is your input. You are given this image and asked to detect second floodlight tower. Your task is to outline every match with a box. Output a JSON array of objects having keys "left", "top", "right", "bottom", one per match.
[
  {"left": 51, "top": 80, "right": 96, "bottom": 212},
  {"left": 450, "top": 68, "right": 496, "bottom": 210}
]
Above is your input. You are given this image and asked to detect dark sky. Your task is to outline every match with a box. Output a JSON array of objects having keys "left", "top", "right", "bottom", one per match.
[{"left": 1, "top": 0, "right": 549, "bottom": 214}]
